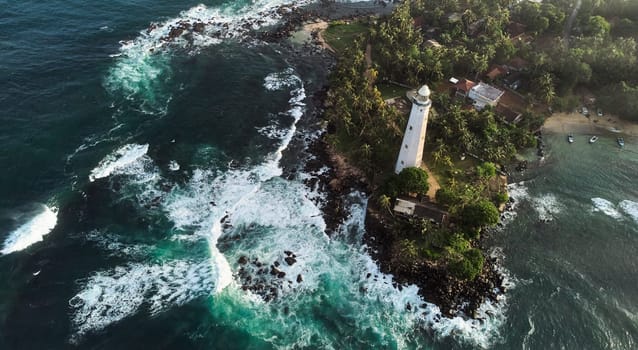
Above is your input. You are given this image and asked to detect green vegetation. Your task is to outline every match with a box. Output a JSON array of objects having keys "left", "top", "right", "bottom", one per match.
[
  {"left": 324, "top": 38, "right": 404, "bottom": 181},
  {"left": 323, "top": 0, "right": 638, "bottom": 281},
  {"left": 376, "top": 83, "right": 406, "bottom": 100},
  {"left": 385, "top": 167, "right": 430, "bottom": 198},
  {"left": 323, "top": 21, "right": 370, "bottom": 54}
]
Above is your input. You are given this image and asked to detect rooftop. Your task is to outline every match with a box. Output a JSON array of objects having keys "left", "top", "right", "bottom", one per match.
[
  {"left": 486, "top": 65, "right": 508, "bottom": 80},
  {"left": 393, "top": 198, "right": 449, "bottom": 224},
  {"left": 471, "top": 82, "right": 504, "bottom": 101},
  {"left": 454, "top": 78, "right": 476, "bottom": 93}
]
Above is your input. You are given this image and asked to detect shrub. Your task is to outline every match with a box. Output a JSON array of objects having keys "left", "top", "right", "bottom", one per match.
[
  {"left": 461, "top": 199, "right": 500, "bottom": 229},
  {"left": 476, "top": 162, "right": 497, "bottom": 179},
  {"left": 435, "top": 187, "right": 460, "bottom": 207},
  {"left": 395, "top": 167, "right": 429, "bottom": 196},
  {"left": 494, "top": 191, "right": 509, "bottom": 205},
  {"left": 449, "top": 248, "right": 484, "bottom": 280}
]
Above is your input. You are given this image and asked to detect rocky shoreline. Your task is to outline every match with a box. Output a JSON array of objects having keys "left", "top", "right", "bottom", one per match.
[
  {"left": 364, "top": 206, "right": 506, "bottom": 317},
  {"left": 267, "top": 1, "right": 507, "bottom": 319}
]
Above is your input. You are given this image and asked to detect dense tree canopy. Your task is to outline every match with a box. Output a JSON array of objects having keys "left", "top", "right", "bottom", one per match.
[{"left": 461, "top": 199, "right": 500, "bottom": 229}]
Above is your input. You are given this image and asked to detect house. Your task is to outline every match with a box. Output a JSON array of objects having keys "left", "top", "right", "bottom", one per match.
[
  {"left": 452, "top": 78, "right": 476, "bottom": 99},
  {"left": 468, "top": 82, "right": 504, "bottom": 109},
  {"left": 485, "top": 65, "right": 508, "bottom": 81},
  {"left": 393, "top": 198, "right": 449, "bottom": 225},
  {"left": 496, "top": 104, "right": 523, "bottom": 124}
]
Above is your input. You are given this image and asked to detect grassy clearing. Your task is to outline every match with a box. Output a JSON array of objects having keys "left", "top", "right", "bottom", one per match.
[
  {"left": 377, "top": 83, "right": 407, "bottom": 100},
  {"left": 323, "top": 21, "right": 369, "bottom": 54},
  {"left": 422, "top": 140, "right": 479, "bottom": 187}
]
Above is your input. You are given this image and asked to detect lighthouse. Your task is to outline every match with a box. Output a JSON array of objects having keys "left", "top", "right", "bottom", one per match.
[{"left": 395, "top": 84, "right": 432, "bottom": 174}]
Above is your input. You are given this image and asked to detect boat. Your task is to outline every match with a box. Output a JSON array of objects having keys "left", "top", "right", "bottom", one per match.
[
  {"left": 617, "top": 137, "right": 625, "bottom": 147},
  {"left": 589, "top": 136, "right": 598, "bottom": 143},
  {"left": 567, "top": 134, "right": 574, "bottom": 143}
]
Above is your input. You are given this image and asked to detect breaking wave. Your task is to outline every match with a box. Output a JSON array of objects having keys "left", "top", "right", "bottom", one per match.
[
  {"left": 105, "top": 0, "right": 312, "bottom": 115},
  {"left": 531, "top": 193, "right": 563, "bottom": 222},
  {"left": 88, "top": 143, "right": 149, "bottom": 182},
  {"left": 591, "top": 197, "right": 623, "bottom": 220},
  {"left": 1, "top": 205, "right": 58, "bottom": 255},
  {"left": 619, "top": 200, "right": 638, "bottom": 224},
  {"left": 70, "top": 68, "right": 307, "bottom": 339},
  {"left": 68, "top": 260, "right": 213, "bottom": 342}
]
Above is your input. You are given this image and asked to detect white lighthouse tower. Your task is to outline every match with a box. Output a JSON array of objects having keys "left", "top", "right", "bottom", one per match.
[{"left": 395, "top": 84, "right": 432, "bottom": 174}]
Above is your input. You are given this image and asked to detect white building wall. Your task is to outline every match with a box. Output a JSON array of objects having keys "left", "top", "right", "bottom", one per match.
[
  {"left": 468, "top": 89, "right": 497, "bottom": 107},
  {"left": 394, "top": 100, "right": 431, "bottom": 174}
]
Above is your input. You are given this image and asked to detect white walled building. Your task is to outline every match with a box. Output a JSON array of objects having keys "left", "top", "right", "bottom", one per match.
[
  {"left": 395, "top": 85, "right": 432, "bottom": 174},
  {"left": 468, "top": 82, "right": 504, "bottom": 110}
]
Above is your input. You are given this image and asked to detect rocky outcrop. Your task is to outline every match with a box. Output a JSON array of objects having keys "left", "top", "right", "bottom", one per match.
[
  {"left": 364, "top": 205, "right": 505, "bottom": 317},
  {"left": 236, "top": 252, "right": 303, "bottom": 302}
]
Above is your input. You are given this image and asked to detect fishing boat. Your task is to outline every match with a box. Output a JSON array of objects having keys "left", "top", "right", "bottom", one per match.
[
  {"left": 567, "top": 134, "right": 574, "bottom": 143},
  {"left": 617, "top": 137, "right": 625, "bottom": 147},
  {"left": 589, "top": 136, "right": 598, "bottom": 143}
]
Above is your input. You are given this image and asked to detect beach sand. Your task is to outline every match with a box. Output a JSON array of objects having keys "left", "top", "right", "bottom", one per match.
[
  {"left": 543, "top": 112, "right": 638, "bottom": 137},
  {"left": 290, "top": 20, "right": 335, "bottom": 52}
]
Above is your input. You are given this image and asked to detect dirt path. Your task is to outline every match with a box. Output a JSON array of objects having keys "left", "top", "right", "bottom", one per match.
[
  {"left": 420, "top": 163, "right": 441, "bottom": 202},
  {"left": 365, "top": 43, "right": 372, "bottom": 68}
]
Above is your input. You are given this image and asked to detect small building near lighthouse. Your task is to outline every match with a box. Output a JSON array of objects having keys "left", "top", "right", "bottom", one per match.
[{"left": 395, "top": 84, "right": 432, "bottom": 174}]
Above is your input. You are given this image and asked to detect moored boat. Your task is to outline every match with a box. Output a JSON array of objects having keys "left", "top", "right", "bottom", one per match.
[
  {"left": 617, "top": 137, "right": 625, "bottom": 147},
  {"left": 589, "top": 136, "right": 598, "bottom": 143},
  {"left": 568, "top": 134, "right": 574, "bottom": 143}
]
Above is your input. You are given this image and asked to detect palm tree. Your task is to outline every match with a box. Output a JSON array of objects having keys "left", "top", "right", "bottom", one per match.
[{"left": 378, "top": 194, "right": 393, "bottom": 215}]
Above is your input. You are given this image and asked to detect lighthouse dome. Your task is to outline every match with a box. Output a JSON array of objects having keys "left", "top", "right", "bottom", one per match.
[
  {"left": 417, "top": 85, "right": 430, "bottom": 98},
  {"left": 412, "top": 84, "right": 431, "bottom": 105}
]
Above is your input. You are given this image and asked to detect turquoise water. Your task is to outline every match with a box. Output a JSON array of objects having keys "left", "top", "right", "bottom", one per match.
[{"left": 1, "top": 1, "right": 637, "bottom": 349}]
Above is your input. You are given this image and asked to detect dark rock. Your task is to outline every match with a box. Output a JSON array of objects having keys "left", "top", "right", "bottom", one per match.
[
  {"left": 296, "top": 274, "right": 303, "bottom": 283},
  {"left": 238, "top": 256, "right": 248, "bottom": 265},
  {"left": 284, "top": 256, "right": 296, "bottom": 266},
  {"left": 193, "top": 22, "right": 205, "bottom": 33}
]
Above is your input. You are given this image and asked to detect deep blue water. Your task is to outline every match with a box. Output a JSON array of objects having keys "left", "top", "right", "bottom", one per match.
[{"left": 1, "top": 1, "right": 638, "bottom": 349}]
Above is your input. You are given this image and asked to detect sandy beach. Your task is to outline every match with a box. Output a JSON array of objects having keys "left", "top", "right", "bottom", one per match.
[
  {"left": 289, "top": 20, "right": 335, "bottom": 52},
  {"left": 543, "top": 111, "right": 638, "bottom": 137}
]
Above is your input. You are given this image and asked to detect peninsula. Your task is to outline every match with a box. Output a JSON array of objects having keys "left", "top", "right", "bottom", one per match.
[{"left": 289, "top": 0, "right": 638, "bottom": 317}]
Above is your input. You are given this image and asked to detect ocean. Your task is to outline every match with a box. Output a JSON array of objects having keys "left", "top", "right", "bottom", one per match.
[{"left": 1, "top": 1, "right": 637, "bottom": 349}]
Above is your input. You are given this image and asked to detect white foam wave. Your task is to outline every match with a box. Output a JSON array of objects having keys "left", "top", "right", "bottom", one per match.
[
  {"left": 69, "top": 260, "right": 212, "bottom": 342},
  {"left": 106, "top": 0, "right": 311, "bottom": 114},
  {"left": 168, "top": 160, "right": 180, "bottom": 171},
  {"left": 224, "top": 187, "right": 507, "bottom": 349},
  {"left": 84, "top": 230, "right": 152, "bottom": 259},
  {"left": 619, "top": 200, "right": 638, "bottom": 224},
  {"left": 161, "top": 71, "right": 306, "bottom": 294},
  {"left": 531, "top": 193, "right": 562, "bottom": 222},
  {"left": 1, "top": 205, "right": 58, "bottom": 255},
  {"left": 498, "top": 181, "right": 528, "bottom": 225},
  {"left": 591, "top": 197, "right": 623, "bottom": 220},
  {"left": 263, "top": 68, "right": 300, "bottom": 91},
  {"left": 89, "top": 143, "right": 149, "bottom": 182}
]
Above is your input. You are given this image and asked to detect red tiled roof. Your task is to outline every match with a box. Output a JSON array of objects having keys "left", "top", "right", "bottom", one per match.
[
  {"left": 486, "top": 65, "right": 507, "bottom": 80},
  {"left": 454, "top": 78, "right": 476, "bottom": 92}
]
